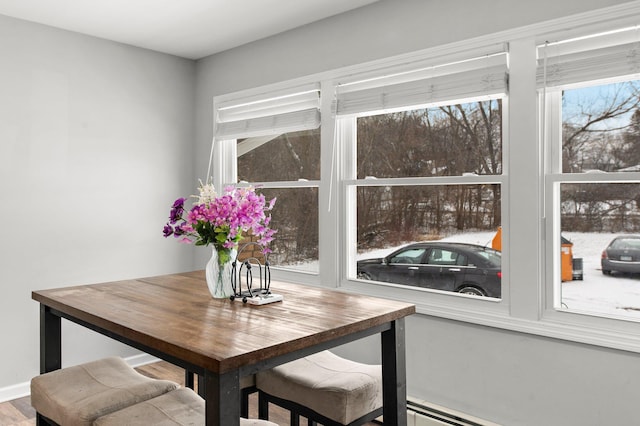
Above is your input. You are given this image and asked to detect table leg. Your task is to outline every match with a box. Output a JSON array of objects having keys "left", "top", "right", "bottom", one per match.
[
  {"left": 204, "top": 369, "right": 240, "bottom": 426},
  {"left": 185, "top": 370, "right": 196, "bottom": 390},
  {"left": 381, "top": 317, "right": 407, "bottom": 426},
  {"left": 40, "top": 305, "right": 61, "bottom": 374},
  {"left": 198, "top": 373, "right": 205, "bottom": 398}
]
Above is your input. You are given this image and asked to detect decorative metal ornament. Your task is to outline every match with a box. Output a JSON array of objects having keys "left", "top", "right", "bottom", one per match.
[{"left": 230, "top": 242, "right": 282, "bottom": 305}]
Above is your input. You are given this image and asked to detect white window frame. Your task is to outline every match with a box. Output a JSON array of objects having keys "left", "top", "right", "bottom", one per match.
[
  {"left": 337, "top": 111, "right": 508, "bottom": 313},
  {"left": 211, "top": 1, "right": 640, "bottom": 354},
  {"left": 539, "top": 30, "right": 640, "bottom": 346},
  {"left": 329, "top": 44, "right": 510, "bottom": 314},
  {"left": 212, "top": 82, "right": 324, "bottom": 284}
]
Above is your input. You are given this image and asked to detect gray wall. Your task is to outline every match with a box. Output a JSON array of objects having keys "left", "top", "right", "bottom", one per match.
[
  {"left": 0, "top": 15, "right": 196, "bottom": 391},
  {"left": 3, "top": 0, "right": 638, "bottom": 423},
  {"left": 195, "top": 0, "right": 639, "bottom": 424}
]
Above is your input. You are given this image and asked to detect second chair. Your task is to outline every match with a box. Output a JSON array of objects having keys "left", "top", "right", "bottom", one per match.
[{"left": 256, "top": 350, "right": 383, "bottom": 426}]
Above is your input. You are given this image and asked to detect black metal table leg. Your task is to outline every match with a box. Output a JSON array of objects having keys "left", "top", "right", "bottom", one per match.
[
  {"left": 185, "top": 370, "right": 196, "bottom": 390},
  {"left": 381, "top": 317, "right": 407, "bottom": 426},
  {"left": 204, "top": 369, "right": 240, "bottom": 426},
  {"left": 40, "top": 305, "right": 61, "bottom": 374}
]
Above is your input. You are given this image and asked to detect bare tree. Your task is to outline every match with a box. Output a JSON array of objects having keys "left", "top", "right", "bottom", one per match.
[{"left": 562, "top": 82, "right": 640, "bottom": 173}]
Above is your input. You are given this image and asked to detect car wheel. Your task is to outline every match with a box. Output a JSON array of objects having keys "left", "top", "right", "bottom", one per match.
[
  {"left": 457, "top": 286, "right": 486, "bottom": 297},
  {"left": 602, "top": 269, "right": 612, "bottom": 275},
  {"left": 357, "top": 271, "right": 372, "bottom": 280}
]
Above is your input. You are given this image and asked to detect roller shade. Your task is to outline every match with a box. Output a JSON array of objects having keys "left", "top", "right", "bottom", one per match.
[
  {"left": 215, "top": 84, "right": 321, "bottom": 139},
  {"left": 537, "top": 28, "right": 640, "bottom": 88},
  {"left": 335, "top": 52, "right": 508, "bottom": 117}
]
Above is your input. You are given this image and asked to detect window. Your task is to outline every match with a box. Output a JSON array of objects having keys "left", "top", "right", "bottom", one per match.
[
  {"left": 338, "top": 50, "right": 508, "bottom": 299},
  {"left": 214, "top": 85, "right": 321, "bottom": 273},
  {"left": 212, "top": 3, "right": 640, "bottom": 354},
  {"left": 540, "top": 28, "right": 640, "bottom": 321}
]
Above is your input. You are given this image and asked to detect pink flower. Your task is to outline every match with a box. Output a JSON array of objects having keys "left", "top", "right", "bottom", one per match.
[{"left": 163, "top": 183, "right": 277, "bottom": 254}]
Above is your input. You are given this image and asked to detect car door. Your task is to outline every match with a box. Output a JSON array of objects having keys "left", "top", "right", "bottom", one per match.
[
  {"left": 424, "top": 247, "right": 467, "bottom": 292},
  {"left": 379, "top": 247, "right": 428, "bottom": 286}
]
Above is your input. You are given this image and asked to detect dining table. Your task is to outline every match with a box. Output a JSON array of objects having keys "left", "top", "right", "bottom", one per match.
[{"left": 32, "top": 270, "right": 416, "bottom": 426}]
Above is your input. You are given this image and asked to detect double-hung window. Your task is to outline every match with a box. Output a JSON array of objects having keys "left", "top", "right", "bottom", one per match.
[
  {"left": 210, "top": 4, "right": 640, "bottom": 352},
  {"left": 335, "top": 46, "right": 509, "bottom": 300},
  {"left": 213, "top": 84, "right": 321, "bottom": 273},
  {"left": 539, "top": 28, "right": 640, "bottom": 322}
]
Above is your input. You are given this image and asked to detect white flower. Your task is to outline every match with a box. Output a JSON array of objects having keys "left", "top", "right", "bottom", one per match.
[{"left": 195, "top": 182, "right": 217, "bottom": 206}]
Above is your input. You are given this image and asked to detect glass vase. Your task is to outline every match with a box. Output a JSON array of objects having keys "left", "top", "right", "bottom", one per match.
[{"left": 205, "top": 248, "right": 235, "bottom": 299}]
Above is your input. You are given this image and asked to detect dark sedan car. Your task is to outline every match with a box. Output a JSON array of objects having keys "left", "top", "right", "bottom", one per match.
[
  {"left": 357, "top": 242, "right": 501, "bottom": 298},
  {"left": 601, "top": 235, "right": 640, "bottom": 275}
]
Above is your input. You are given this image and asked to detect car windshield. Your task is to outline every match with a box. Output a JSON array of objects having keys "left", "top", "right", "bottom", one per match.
[{"left": 611, "top": 238, "right": 640, "bottom": 249}]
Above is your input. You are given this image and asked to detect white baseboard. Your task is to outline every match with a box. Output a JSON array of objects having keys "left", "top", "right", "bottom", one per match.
[
  {"left": 123, "top": 353, "right": 160, "bottom": 368},
  {"left": 0, "top": 382, "right": 30, "bottom": 404},
  {"left": 0, "top": 353, "right": 161, "bottom": 404}
]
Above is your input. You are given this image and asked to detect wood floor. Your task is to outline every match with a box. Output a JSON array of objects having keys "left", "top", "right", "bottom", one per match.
[{"left": 0, "top": 360, "right": 381, "bottom": 425}]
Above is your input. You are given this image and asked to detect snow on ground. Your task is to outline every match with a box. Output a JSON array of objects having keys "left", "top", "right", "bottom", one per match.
[
  {"left": 282, "top": 231, "right": 640, "bottom": 321},
  {"left": 440, "top": 231, "right": 640, "bottom": 320},
  {"left": 561, "top": 232, "right": 640, "bottom": 320}
]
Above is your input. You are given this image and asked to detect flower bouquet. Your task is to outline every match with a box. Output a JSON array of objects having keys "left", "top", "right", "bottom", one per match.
[{"left": 163, "top": 182, "right": 276, "bottom": 298}]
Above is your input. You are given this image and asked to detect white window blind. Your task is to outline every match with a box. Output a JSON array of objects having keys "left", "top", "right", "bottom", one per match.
[
  {"left": 215, "top": 84, "right": 321, "bottom": 139},
  {"left": 335, "top": 51, "right": 509, "bottom": 117},
  {"left": 537, "top": 27, "right": 640, "bottom": 88}
]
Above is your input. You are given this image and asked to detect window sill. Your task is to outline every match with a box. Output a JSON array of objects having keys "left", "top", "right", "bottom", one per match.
[{"left": 340, "top": 279, "right": 640, "bottom": 354}]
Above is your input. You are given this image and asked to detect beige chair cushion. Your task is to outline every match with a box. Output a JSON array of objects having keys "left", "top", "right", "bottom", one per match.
[
  {"left": 256, "top": 350, "right": 382, "bottom": 425},
  {"left": 31, "top": 357, "right": 179, "bottom": 426},
  {"left": 94, "top": 387, "right": 278, "bottom": 426}
]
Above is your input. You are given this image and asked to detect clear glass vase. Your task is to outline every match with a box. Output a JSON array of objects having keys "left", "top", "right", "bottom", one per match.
[{"left": 205, "top": 248, "right": 235, "bottom": 299}]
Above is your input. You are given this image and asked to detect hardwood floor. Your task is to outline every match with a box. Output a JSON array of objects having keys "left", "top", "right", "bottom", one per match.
[{"left": 0, "top": 360, "right": 380, "bottom": 425}]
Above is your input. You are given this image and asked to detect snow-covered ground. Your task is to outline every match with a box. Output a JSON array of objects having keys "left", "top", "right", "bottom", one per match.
[
  {"left": 281, "top": 231, "right": 640, "bottom": 321},
  {"left": 559, "top": 232, "right": 640, "bottom": 321},
  {"left": 360, "top": 231, "right": 640, "bottom": 321}
]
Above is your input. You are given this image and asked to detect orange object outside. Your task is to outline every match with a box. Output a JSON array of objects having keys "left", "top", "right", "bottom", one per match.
[
  {"left": 491, "top": 227, "right": 574, "bottom": 281},
  {"left": 560, "top": 236, "right": 574, "bottom": 282},
  {"left": 492, "top": 227, "right": 502, "bottom": 251}
]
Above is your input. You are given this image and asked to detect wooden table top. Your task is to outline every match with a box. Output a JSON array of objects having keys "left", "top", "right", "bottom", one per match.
[{"left": 32, "top": 270, "right": 415, "bottom": 374}]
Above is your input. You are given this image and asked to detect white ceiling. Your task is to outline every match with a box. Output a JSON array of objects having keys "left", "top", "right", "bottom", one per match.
[{"left": 0, "top": 0, "right": 379, "bottom": 59}]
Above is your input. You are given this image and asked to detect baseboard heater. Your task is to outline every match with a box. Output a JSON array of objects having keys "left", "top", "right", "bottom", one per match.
[{"left": 407, "top": 400, "right": 495, "bottom": 426}]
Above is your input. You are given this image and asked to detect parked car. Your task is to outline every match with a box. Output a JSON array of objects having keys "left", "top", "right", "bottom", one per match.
[
  {"left": 601, "top": 235, "right": 640, "bottom": 275},
  {"left": 357, "top": 242, "right": 501, "bottom": 297}
]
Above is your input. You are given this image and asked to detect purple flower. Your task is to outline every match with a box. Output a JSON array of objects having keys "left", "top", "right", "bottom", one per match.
[
  {"left": 174, "top": 224, "right": 186, "bottom": 237},
  {"left": 163, "top": 185, "right": 277, "bottom": 253},
  {"left": 172, "top": 198, "right": 186, "bottom": 209},
  {"left": 169, "top": 198, "right": 186, "bottom": 224}
]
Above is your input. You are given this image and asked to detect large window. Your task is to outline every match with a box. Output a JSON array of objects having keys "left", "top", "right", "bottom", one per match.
[
  {"left": 212, "top": 4, "right": 640, "bottom": 354},
  {"left": 237, "top": 130, "right": 320, "bottom": 272},
  {"left": 336, "top": 51, "right": 508, "bottom": 299},
  {"left": 540, "top": 29, "right": 640, "bottom": 321},
  {"left": 214, "top": 86, "right": 321, "bottom": 273}
]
